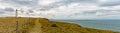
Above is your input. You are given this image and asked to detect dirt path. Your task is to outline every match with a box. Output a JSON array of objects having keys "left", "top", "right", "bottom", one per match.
[{"left": 28, "top": 19, "right": 42, "bottom": 33}]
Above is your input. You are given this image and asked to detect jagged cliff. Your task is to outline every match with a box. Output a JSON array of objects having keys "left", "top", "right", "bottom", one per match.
[{"left": 0, "top": 17, "right": 119, "bottom": 33}]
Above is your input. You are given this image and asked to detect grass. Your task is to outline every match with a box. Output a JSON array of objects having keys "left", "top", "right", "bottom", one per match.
[{"left": 0, "top": 17, "right": 119, "bottom": 33}]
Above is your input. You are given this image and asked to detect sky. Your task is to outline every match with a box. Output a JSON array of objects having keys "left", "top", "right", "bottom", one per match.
[{"left": 0, "top": 0, "right": 120, "bottom": 19}]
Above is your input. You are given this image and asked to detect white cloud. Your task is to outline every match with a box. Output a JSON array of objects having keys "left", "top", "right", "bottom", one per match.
[
  {"left": 0, "top": 0, "right": 120, "bottom": 19},
  {"left": 40, "top": 3, "right": 100, "bottom": 19},
  {"left": 38, "top": 0, "right": 62, "bottom": 6},
  {"left": 101, "top": 5, "right": 120, "bottom": 10}
]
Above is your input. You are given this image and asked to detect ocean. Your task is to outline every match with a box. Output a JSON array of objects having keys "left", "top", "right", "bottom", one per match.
[{"left": 52, "top": 20, "right": 120, "bottom": 32}]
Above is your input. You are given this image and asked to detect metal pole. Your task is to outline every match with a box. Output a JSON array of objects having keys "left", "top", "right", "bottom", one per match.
[{"left": 16, "top": 21, "right": 18, "bottom": 33}]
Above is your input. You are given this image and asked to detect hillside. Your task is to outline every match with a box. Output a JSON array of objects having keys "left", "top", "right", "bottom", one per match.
[{"left": 0, "top": 17, "right": 119, "bottom": 33}]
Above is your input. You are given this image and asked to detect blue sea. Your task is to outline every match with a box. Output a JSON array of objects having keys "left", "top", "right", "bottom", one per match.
[{"left": 52, "top": 20, "right": 120, "bottom": 32}]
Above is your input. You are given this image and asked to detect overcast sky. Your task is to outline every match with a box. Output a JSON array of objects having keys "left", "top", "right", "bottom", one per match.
[{"left": 0, "top": 0, "right": 120, "bottom": 19}]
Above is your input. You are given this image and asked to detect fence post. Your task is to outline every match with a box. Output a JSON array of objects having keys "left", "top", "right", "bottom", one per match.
[{"left": 16, "top": 21, "right": 18, "bottom": 33}]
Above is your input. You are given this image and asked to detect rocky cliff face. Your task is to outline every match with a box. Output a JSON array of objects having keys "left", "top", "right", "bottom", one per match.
[{"left": 0, "top": 17, "right": 119, "bottom": 33}]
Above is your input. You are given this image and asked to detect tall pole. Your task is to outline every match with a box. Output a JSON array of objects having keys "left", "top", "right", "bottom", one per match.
[
  {"left": 15, "top": 9, "right": 18, "bottom": 33},
  {"left": 16, "top": 21, "right": 18, "bottom": 33},
  {"left": 16, "top": 9, "right": 18, "bottom": 17}
]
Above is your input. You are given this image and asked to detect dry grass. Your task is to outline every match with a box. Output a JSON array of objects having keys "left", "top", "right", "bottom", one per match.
[{"left": 0, "top": 17, "right": 119, "bottom": 33}]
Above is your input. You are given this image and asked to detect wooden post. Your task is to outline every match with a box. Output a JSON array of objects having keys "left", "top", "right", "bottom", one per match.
[
  {"left": 16, "top": 21, "right": 18, "bottom": 33},
  {"left": 16, "top": 9, "right": 18, "bottom": 17}
]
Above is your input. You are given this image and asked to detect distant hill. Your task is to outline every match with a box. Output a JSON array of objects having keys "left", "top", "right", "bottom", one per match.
[{"left": 0, "top": 17, "right": 119, "bottom": 33}]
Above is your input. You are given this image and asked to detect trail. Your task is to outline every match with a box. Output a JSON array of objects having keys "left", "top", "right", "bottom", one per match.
[{"left": 29, "top": 19, "right": 42, "bottom": 33}]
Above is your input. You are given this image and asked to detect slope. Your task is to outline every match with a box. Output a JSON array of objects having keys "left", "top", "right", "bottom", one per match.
[{"left": 0, "top": 17, "right": 119, "bottom": 33}]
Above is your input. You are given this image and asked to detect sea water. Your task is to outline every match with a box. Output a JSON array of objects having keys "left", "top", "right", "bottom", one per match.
[{"left": 52, "top": 20, "right": 120, "bottom": 32}]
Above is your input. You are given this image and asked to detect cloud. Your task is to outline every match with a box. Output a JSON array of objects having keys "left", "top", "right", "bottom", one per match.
[
  {"left": 0, "top": 0, "right": 120, "bottom": 19},
  {"left": 0, "top": 8, "right": 15, "bottom": 17},
  {"left": 40, "top": 3, "right": 100, "bottom": 19},
  {"left": 0, "top": 0, "right": 38, "bottom": 7},
  {"left": 0, "top": 8, "right": 14, "bottom": 12},
  {"left": 100, "top": 0, "right": 120, "bottom": 6},
  {"left": 33, "top": 0, "right": 98, "bottom": 11},
  {"left": 0, "top": 12, "right": 5, "bottom": 14}
]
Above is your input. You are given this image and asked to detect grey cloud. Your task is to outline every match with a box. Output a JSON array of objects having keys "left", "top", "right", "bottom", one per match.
[
  {"left": 73, "top": 11, "right": 98, "bottom": 15},
  {"left": 0, "top": 8, "right": 15, "bottom": 16},
  {"left": 82, "top": 9, "right": 118, "bottom": 15},
  {"left": 70, "top": 9, "right": 120, "bottom": 16},
  {"left": 4, "top": 8, "right": 14, "bottom": 12},
  {"left": 1, "top": 0, "right": 97, "bottom": 11},
  {"left": 0, "top": 12, "right": 5, "bottom": 14},
  {"left": 18, "top": 9, "right": 35, "bottom": 15},
  {"left": 28, "top": 10, "right": 34, "bottom": 13},
  {"left": 61, "top": 0, "right": 97, "bottom": 3},
  {"left": 100, "top": 1, "right": 120, "bottom": 6},
  {"left": 0, "top": 8, "right": 14, "bottom": 12},
  {"left": 38, "top": 0, "right": 97, "bottom": 11},
  {"left": 1, "top": 0, "right": 38, "bottom": 6},
  {"left": 0, "top": 8, "right": 14, "bottom": 15}
]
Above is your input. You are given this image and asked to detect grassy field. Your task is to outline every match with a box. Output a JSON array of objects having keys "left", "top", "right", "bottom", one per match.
[{"left": 0, "top": 17, "right": 119, "bottom": 33}]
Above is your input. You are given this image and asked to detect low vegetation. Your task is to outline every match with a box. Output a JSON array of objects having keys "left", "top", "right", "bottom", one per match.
[{"left": 0, "top": 17, "right": 119, "bottom": 33}]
